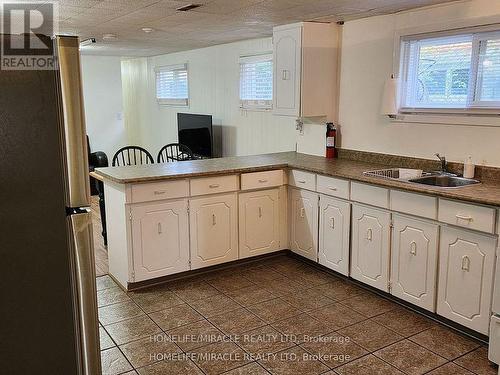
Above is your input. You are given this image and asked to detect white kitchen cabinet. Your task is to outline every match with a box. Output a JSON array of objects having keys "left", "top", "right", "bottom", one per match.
[
  {"left": 437, "top": 227, "right": 497, "bottom": 335},
  {"left": 318, "top": 195, "right": 350, "bottom": 276},
  {"left": 391, "top": 215, "right": 438, "bottom": 312},
  {"left": 289, "top": 188, "right": 318, "bottom": 261},
  {"left": 351, "top": 204, "right": 391, "bottom": 292},
  {"left": 273, "top": 22, "right": 339, "bottom": 118},
  {"left": 131, "top": 200, "right": 189, "bottom": 282},
  {"left": 239, "top": 189, "right": 280, "bottom": 258},
  {"left": 189, "top": 193, "right": 238, "bottom": 270}
]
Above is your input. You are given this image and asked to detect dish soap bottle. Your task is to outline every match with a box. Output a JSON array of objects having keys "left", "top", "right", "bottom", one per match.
[{"left": 463, "top": 156, "right": 475, "bottom": 179}]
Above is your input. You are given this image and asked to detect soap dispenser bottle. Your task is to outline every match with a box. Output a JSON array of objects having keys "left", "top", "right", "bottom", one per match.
[{"left": 463, "top": 156, "right": 475, "bottom": 179}]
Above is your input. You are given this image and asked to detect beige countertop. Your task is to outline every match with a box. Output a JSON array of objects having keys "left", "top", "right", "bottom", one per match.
[{"left": 94, "top": 152, "right": 500, "bottom": 207}]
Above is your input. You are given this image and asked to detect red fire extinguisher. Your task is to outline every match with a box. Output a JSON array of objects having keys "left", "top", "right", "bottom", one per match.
[{"left": 326, "top": 122, "right": 337, "bottom": 159}]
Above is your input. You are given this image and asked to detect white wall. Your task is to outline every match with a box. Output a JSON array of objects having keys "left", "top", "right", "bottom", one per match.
[
  {"left": 339, "top": 0, "right": 500, "bottom": 167},
  {"left": 81, "top": 55, "right": 126, "bottom": 161},
  {"left": 121, "top": 38, "right": 308, "bottom": 158}
]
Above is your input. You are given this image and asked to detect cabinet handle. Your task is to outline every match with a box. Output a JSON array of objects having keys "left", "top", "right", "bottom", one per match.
[
  {"left": 329, "top": 187, "right": 338, "bottom": 191},
  {"left": 259, "top": 207, "right": 263, "bottom": 218},
  {"left": 258, "top": 179, "right": 268, "bottom": 183},
  {"left": 209, "top": 184, "right": 220, "bottom": 189},
  {"left": 366, "top": 228, "right": 372, "bottom": 241},
  {"left": 461, "top": 256, "right": 470, "bottom": 272},
  {"left": 154, "top": 190, "right": 166, "bottom": 195},
  {"left": 282, "top": 70, "right": 290, "bottom": 80},
  {"left": 410, "top": 241, "right": 417, "bottom": 256},
  {"left": 157, "top": 223, "right": 162, "bottom": 234},
  {"left": 212, "top": 214, "right": 216, "bottom": 226},
  {"left": 297, "top": 180, "right": 306, "bottom": 184},
  {"left": 456, "top": 214, "right": 473, "bottom": 222},
  {"left": 330, "top": 217, "right": 335, "bottom": 229},
  {"left": 300, "top": 207, "right": 305, "bottom": 218}
]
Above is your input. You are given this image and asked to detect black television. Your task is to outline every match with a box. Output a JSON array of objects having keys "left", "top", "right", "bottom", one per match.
[{"left": 177, "top": 113, "right": 213, "bottom": 158}]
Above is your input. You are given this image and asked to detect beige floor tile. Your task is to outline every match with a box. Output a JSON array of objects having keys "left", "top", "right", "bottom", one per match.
[
  {"left": 189, "top": 341, "right": 251, "bottom": 374},
  {"left": 168, "top": 320, "right": 225, "bottom": 351},
  {"left": 226, "top": 286, "right": 276, "bottom": 307},
  {"left": 223, "top": 362, "right": 270, "bottom": 374},
  {"left": 341, "top": 293, "right": 396, "bottom": 318},
  {"left": 334, "top": 354, "right": 404, "bottom": 374},
  {"left": 136, "top": 357, "right": 203, "bottom": 374},
  {"left": 106, "top": 315, "right": 162, "bottom": 345},
  {"left": 149, "top": 303, "right": 203, "bottom": 331},
  {"left": 308, "top": 302, "right": 366, "bottom": 330},
  {"left": 97, "top": 286, "right": 130, "bottom": 307},
  {"left": 427, "top": 362, "right": 475, "bottom": 375},
  {"left": 247, "top": 298, "right": 302, "bottom": 323},
  {"left": 338, "top": 320, "right": 404, "bottom": 352},
  {"left": 409, "top": 326, "right": 480, "bottom": 360},
  {"left": 120, "top": 334, "right": 181, "bottom": 369},
  {"left": 99, "top": 326, "right": 115, "bottom": 350},
  {"left": 208, "top": 308, "right": 267, "bottom": 336},
  {"left": 453, "top": 347, "right": 498, "bottom": 375},
  {"left": 374, "top": 339, "right": 447, "bottom": 375},
  {"left": 300, "top": 331, "right": 368, "bottom": 368},
  {"left": 190, "top": 294, "right": 242, "bottom": 318},
  {"left": 371, "top": 305, "right": 435, "bottom": 337},
  {"left": 237, "top": 325, "right": 296, "bottom": 358},
  {"left": 271, "top": 313, "right": 333, "bottom": 343},
  {"left": 98, "top": 300, "right": 145, "bottom": 325},
  {"left": 280, "top": 288, "right": 335, "bottom": 311},
  {"left": 100, "top": 347, "right": 133, "bottom": 375},
  {"left": 96, "top": 275, "right": 117, "bottom": 291},
  {"left": 128, "top": 287, "right": 184, "bottom": 313},
  {"left": 259, "top": 346, "right": 329, "bottom": 375}
]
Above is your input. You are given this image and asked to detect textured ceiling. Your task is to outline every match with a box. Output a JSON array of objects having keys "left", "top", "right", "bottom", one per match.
[{"left": 36, "top": 0, "right": 459, "bottom": 56}]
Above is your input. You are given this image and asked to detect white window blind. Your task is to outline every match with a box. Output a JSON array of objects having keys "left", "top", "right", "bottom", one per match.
[
  {"left": 155, "top": 63, "right": 189, "bottom": 106},
  {"left": 400, "top": 29, "right": 500, "bottom": 112},
  {"left": 239, "top": 53, "right": 273, "bottom": 109}
]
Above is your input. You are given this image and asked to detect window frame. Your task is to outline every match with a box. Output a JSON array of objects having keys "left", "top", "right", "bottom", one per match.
[
  {"left": 394, "top": 23, "right": 500, "bottom": 118},
  {"left": 155, "top": 63, "right": 189, "bottom": 107},
  {"left": 238, "top": 52, "right": 273, "bottom": 111}
]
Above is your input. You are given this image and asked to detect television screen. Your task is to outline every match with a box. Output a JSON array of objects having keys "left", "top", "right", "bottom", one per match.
[{"left": 177, "top": 113, "right": 213, "bottom": 158}]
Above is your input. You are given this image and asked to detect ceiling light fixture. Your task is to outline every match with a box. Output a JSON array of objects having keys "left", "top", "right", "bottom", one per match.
[
  {"left": 79, "top": 38, "right": 96, "bottom": 47},
  {"left": 141, "top": 27, "right": 154, "bottom": 33},
  {"left": 176, "top": 4, "right": 202, "bottom": 11},
  {"left": 102, "top": 33, "right": 117, "bottom": 40}
]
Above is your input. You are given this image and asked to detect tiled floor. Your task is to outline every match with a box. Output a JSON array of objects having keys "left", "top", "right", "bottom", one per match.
[{"left": 96, "top": 255, "right": 499, "bottom": 375}]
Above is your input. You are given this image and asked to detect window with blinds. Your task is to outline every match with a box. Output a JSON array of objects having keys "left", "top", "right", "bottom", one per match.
[
  {"left": 400, "top": 29, "right": 500, "bottom": 112},
  {"left": 239, "top": 53, "right": 273, "bottom": 109},
  {"left": 155, "top": 63, "right": 189, "bottom": 106}
]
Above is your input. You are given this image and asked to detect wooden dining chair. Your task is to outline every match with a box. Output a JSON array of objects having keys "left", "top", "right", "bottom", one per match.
[
  {"left": 112, "top": 146, "right": 154, "bottom": 167},
  {"left": 157, "top": 143, "right": 194, "bottom": 163}
]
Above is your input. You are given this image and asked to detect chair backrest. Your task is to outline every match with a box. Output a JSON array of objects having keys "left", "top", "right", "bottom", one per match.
[
  {"left": 157, "top": 143, "right": 194, "bottom": 163},
  {"left": 112, "top": 146, "right": 154, "bottom": 167}
]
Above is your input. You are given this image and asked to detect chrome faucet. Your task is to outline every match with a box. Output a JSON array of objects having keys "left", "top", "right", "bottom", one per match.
[{"left": 435, "top": 153, "right": 448, "bottom": 174}]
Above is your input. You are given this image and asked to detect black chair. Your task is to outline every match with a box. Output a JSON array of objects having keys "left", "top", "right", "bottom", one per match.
[
  {"left": 112, "top": 146, "right": 154, "bottom": 167},
  {"left": 157, "top": 143, "right": 194, "bottom": 163}
]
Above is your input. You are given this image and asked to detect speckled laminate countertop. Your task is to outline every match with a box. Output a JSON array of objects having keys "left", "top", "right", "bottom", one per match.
[{"left": 94, "top": 152, "right": 500, "bottom": 207}]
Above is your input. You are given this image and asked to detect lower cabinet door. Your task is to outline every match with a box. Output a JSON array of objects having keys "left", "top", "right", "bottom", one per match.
[
  {"left": 351, "top": 204, "right": 391, "bottom": 292},
  {"left": 318, "top": 195, "right": 350, "bottom": 276},
  {"left": 239, "top": 189, "right": 280, "bottom": 258},
  {"left": 391, "top": 215, "right": 438, "bottom": 312},
  {"left": 289, "top": 188, "right": 318, "bottom": 261},
  {"left": 189, "top": 193, "right": 238, "bottom": 270},
  {"left": 437, "top": 227, "right": 497, "bottom": 335},
  {"left": 489, "top": 315, "right": 500, "bottom": 364},
  {"left": 131, "top": 200, "right": 189, "bottom": 282}
]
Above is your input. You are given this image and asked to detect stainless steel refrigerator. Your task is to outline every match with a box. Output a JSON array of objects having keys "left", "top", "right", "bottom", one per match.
[{"left": 0, "top": 35, "right": 101, "bottom": 374}]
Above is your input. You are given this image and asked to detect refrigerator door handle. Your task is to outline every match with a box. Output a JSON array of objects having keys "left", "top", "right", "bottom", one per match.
[{"left": 68, "top": 212, "right": 101, "bottom": 375}]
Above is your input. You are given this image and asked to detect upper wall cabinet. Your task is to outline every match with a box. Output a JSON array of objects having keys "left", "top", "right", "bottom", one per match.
[{"left": 273, "top": 22, "right": 340, "bottom": 119}]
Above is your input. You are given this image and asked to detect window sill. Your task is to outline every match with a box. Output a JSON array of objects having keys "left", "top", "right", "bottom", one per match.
[
  {"left": 239, "top": 107, "right": 273, "bottom": 112},
  {"left": 390, "top": 113, "right": 500, "bottom": 127}
]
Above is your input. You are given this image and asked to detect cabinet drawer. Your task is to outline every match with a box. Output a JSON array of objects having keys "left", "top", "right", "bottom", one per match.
[
  {"left": 438, "top": 199, "right": 496, "bottom": 233},
  {"left": 390, "top": 190, "right": 437, "bottom": 220},
  {"left": 130, "top": 180, "right": 189, "bottom": 203},
  {"left": 190, "top": 175, "right": 239, "bottom": 196},
  {"left": 241, "top": 170, "right": 284, "bottom": 191},
  {"left": 316, "top": 175, "right": 349, "bottom": 199},
  {"left": 288, "top": 169, "right": 316, "bottom": 191},
  {"left": 350, "top": 182, "right": 389, "bottom": 209},
  {"left": 490, "top": 316, "right": 500, "bottom": 364}
]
